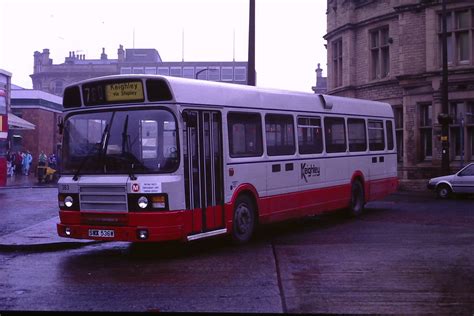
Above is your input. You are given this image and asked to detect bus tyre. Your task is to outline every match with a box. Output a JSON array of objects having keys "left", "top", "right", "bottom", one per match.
[
  {"left": 349, "top": 180, "right": 365, "bottom": 217},
  {"left": 232, "top": 195, "right": 256, "bottom": 245},
  {"left": 436, "top": 184, "right": 451, "bottom": 199}
]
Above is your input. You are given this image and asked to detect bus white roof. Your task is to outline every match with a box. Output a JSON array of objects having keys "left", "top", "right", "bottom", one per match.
[
  {"left": 163, "top": 75, "right": 393, "bottom": 118},
  {"left": 71, "top": 74, "right": 394, "bottom": 118}
]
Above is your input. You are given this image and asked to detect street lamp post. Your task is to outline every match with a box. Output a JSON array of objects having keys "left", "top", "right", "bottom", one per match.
[
  {"left": 247, "top": 0, "right": 256, "bottom": 86},
  {"left": 195, "top": 67, "right": 216, "bottom": 79},
  {"left": 439, "top": 0, "right": 451, "bottom": 175}
]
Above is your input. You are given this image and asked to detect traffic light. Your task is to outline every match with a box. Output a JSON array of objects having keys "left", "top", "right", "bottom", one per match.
[{"left": 437, "top": 113, "right": 452, "bottom": 125}]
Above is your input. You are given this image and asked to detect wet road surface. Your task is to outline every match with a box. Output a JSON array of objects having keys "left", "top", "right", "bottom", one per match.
[{"left": 1, "top": 189, "right": 473, "bottom": 313}]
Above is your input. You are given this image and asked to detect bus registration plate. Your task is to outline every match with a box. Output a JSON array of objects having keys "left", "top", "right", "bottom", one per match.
[{"left": 88, "top": 229, "right": 115, "bottom": 238}]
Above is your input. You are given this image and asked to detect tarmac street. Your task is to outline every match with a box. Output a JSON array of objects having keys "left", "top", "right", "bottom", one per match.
[
  {"left": 1, "top": 182, "right": 474, "bottom": 313},
  {"left": 0, "top": 180, "right": 96, "bottom": 250}
]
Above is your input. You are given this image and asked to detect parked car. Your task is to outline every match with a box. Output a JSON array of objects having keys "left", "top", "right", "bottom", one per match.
[{"left": 427, "top": 163, "right": 474, "bottom": 199}]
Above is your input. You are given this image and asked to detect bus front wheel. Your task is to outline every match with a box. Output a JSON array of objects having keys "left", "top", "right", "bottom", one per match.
[
  {"left": 231, "top": 195, "right": 256, "bottom": 244},
  {"left": 349, "top": 180, "right": 365, "bottom": 217}
]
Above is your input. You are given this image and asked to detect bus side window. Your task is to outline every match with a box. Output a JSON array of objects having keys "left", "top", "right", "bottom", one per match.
[
  {"left": 347, "top": 118, "right": 367, "bottom": 152},
  {"left": 265, "top": 114, "right": 295, "bottom": 156},
  {"left": 324, "top": 117, "right": 347, "bottom": 153},
  {"left": 386, "top": 120, "right": 394, "bottom": 150},
  {"left": 368, "top": 120, "right": 385, "bottom": 151},
  {"left": 297, "top": 116, "right": 323, "bottom": 154},
  {"left": 227, "top": 112, "right": 263, "bottom": 158}
]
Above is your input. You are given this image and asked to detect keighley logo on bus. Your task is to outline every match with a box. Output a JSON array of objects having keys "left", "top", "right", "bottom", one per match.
[{"left": 301, "top": 163, "right": 321, "bottom": 182}]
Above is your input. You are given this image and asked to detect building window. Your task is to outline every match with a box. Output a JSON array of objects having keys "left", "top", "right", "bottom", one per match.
[
  {"left": 145, "top": 67, "right": 157, "bottom": 74},
  {"left": 332, "top": 38, "right": 343, "bottom": 87},
  {"left": 120, "top": 67, "right": 132, "bottom": 74},
  {"left": 469, "top": 126, "right": 474, "bottom": 161},
  {"left": 54, "top": 81, "right": 64, "bottom": 95},
  {"left": 450, "top": 102, "right": 461, "bottom": 160},
  {"left": 394, "top": 106, "right": 403, "bottom": 162},
  {"left": 0, "top": 93, "right": 6, "bottom": 114},
  {"left": 439, "top": 9, "right": 474, "bottom": 66},
  {"left": 182, "top": 67, "right": 195, "bottom": 79},
  {"left": 234, "top": 67, "right": 246, "bottom": 81},
  {"left": 195, "top": 67, "right": 208, "bottom": 80},
  {"left": 157, "top": 67, "right": 169, "bottom": 76},
  {"left": 208, "top": 67, "right": 220, "bottom": 81},
  {"left": 221, "top": 67, "right": 233, "bottom": 81},
  {"left": 465, "top": 102, "right": 474, "bottom": 161},
  {"left": 132, "top": 67, "right": 144, "bottom": 74},
  {"left": 450, "top": 101, "right": 474, "bottom": 161},
  {"left": 370, "top": 27, "right": 390, "bottom": 80},
  {"left": 170, "top": 67, "right": 182, "bottom": 77},
  {"left": 420, "top": 104, "right": 432, "bottom": 160}
]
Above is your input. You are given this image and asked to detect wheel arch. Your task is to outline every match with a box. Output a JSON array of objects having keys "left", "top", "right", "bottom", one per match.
[
  {"left": 436, "top": 181, "right": 454, "bottom": 192},
  {"left": 230, "top": 183, "right": 260, "bottom": 222},
  {"left": 351, "top": 170, "right": 366, "bottom": 199}
]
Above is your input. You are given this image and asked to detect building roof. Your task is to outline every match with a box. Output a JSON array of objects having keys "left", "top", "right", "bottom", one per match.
[{"left": 11, "top": 89, "right": 63, "bottom": 112}]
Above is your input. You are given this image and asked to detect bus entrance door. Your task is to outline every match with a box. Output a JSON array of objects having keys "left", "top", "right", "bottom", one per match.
[{"left": 183, "top": 110, "right": 225, "bottom": 238}]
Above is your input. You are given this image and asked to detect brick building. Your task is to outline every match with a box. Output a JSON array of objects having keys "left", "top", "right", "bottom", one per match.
[
  {"left": 10, "top": 87, "right": 62, "bottom": 171},
  {"left": 324, "top": 0, "right": 474, "bottom": 185},
  {"left": 31, "top": 45, "right": 249, "bottom": 97}
]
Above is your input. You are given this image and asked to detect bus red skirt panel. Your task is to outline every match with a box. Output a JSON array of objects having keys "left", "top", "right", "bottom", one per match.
[{"left": 57, "top": 177, "right": 398, "bottom": 242}]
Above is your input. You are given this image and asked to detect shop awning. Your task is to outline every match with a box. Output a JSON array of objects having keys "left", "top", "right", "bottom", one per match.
[{"left": 8, "top": 113, "right": 35, "bottom": 130}]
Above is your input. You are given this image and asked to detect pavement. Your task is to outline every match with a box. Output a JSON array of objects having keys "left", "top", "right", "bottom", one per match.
[{"left": 0, "top": 174, "right": 101, "bottom": 251}]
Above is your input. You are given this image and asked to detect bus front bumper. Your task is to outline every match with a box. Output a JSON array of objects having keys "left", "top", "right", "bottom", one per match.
[{"left": 57, "top": 210, "right": 188, "bottom": 242}]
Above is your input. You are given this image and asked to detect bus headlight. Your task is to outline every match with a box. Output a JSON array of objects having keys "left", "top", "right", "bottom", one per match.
[
  {"left": 138, "top": 196, "right": 148, "bottom": 209},
  {"left": 58, "top": 193, "right": 79, "bottom": 211},
  {"left": 128, "top": 194, "right": 168, "bottom": 211},
  {"left": 64, "top": 196, "right": 74, "bottom": 208}
]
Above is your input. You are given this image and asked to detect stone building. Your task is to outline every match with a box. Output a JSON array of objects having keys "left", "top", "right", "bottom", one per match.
[
  {"left": 324, "top": 0, "right": 474, "bottom": 186},
  {"left": 312, "top": 63, "right": 328, "bottom": 94},
  {"left": 31, "top": 45, "right": 249, "bottom": 97}
]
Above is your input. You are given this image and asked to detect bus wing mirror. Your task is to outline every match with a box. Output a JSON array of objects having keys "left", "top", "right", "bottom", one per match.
[
  {"left": 181, "top": 111, "right": 197, "bottom": 128},
  {"left": 57, "top": 116, "right": 64, "bottom": 135},
  {"left": 181, "top": 111, "right": 189, "bottom": 124}
]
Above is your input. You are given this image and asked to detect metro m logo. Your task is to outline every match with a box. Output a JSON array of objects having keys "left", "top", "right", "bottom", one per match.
[{"left": 131, "top": 183, "right": 140, "bottom": 192}]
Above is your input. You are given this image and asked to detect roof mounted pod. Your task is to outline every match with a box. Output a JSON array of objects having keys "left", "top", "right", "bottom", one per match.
[{"left": 318, "top": 94, "right": 333, "bottom": 110}]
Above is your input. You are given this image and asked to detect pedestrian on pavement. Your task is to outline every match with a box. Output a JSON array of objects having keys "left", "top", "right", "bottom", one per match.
[
  {"left": 14, "top": 151, "right": 22, "bottom": 175},
  {"left": 7, "top": 160, "right": 14, "bottom": 177},
  {"left": 48, "top": 153, "right": 57, "bottom": 170},
  {"left": 22, "top": 151, "right": 33, "bottom": 176},
  {"left": 38, "top": 151, "right": 47, "bottom": 167}
]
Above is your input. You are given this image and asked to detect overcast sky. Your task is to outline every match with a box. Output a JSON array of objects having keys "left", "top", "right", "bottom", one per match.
[{"left": 0, "top": 0, "right": 327, "bottom": 93}]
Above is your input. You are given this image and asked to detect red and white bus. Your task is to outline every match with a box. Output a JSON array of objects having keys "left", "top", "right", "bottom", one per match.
[
  {"left": 0, "top": 89, "right": 8, "bottom": 187},
  {"left": 57, "top": 75, "right": 398, "bottom": 243}
]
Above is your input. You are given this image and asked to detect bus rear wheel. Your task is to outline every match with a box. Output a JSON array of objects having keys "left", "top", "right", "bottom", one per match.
[
  {"left": 349, "top": 180, "right": 365, "bottom": 217},
  {"left": 231, "top": 195, "right": 256, "bottom": 245}
]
